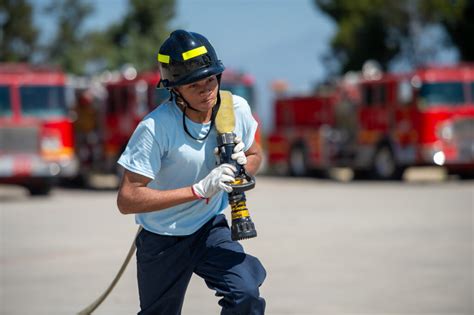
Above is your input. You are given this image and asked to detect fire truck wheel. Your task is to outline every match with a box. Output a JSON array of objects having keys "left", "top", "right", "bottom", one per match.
[
  {"left": 352, "top": 169, "right": 372, "bottom": 180},
  {"left": 26, "top": 180, "right": 52, "bottom": 196},
  {"left": 372, "top": 145, "right": 402, "bottom": 180},
  {"left": 455, "top": 170, "right": 474, "bottom": 180},
  {"left": 289, "top": 144, "right": 309, "bottom": 177}
]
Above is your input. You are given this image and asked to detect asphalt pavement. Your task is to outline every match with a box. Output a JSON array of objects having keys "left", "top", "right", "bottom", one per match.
[{"left": 0, "top": 175, "right": 473, "bottom": 314}]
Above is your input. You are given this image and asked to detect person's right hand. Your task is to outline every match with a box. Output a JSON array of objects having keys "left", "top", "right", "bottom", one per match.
[{"left": 192, "top": 164, "right": 236, "bottom": 199}]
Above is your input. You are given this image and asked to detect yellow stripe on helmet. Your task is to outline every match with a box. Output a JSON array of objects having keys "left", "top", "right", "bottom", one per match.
[
  {"left": 182, "top": 46, "right": 208, "bottom": 61},
  {"left": 158, "top": 54, "right": 170, "bottom": 64}
]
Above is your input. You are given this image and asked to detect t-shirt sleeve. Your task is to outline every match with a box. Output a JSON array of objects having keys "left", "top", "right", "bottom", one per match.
[
  {"left": 234, "top": 95, "right": 258, "bottom": 151},
  {"left": 117, "top": 122, "right": 162, "bottom": 179}
]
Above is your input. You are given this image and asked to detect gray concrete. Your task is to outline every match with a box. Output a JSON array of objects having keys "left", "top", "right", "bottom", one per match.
[{"left": 0, "top": 177, "right": 473, "bottom": 315}]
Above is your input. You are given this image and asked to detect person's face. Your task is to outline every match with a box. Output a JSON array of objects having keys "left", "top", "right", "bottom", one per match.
[{"left": 175, "top": 75, "right": 219, "bottom": 112}]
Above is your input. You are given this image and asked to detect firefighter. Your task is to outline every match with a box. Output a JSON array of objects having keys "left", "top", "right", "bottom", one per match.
[
  {"left": 116, "top": 30, "right": 266, "bottom": 314},
  {"left": 74, "top": 89, "right": 99, "bottom": 166}
]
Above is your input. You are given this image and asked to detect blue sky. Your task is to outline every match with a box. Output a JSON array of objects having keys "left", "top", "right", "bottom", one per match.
[
  {"left": 34, "top": 0, "right": 335, "bottom": 132},
  {"left": 169, "top": 0, "right": 336, "bottom": 131}
]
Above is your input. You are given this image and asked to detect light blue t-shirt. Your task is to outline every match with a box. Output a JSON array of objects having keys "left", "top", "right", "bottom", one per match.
[{"left": 117, "top": 94, "right": 258, "bottom": 236}]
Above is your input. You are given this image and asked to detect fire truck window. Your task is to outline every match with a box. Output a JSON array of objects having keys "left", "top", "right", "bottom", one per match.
[
  {"left": 362, "top": 85, "right": 374, "bottom": 107},
  {"left": 377, "top": 85, "right": 387, "bottom": 104},
  {"left": 419, "top": 82, "right": 465, "bottom": 106},
  {"left": 106, "top": 87, "right": 118, "bottom": 114},
  {"left": 0, "top": 86, "right": 12, "bottom": 117},
  {"left": 106, "top": 86, "right": 129, "bottom": 114},
  {"left": 121, "top": 87, "right": 131, "bottom": 113},
  {"left": 20, "top": 86, "right": 67, "bottom": 117},
  {"left": 106, "top": 87, "right": 115, "bottom": 114},
  {"left": 220, "top": 83, "right": 255, "bottom": 110},
  {"left": 363, "top": 85, "right": 387, "bottom": 107}
]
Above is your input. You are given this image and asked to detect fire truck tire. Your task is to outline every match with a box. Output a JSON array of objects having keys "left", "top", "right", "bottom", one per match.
[
  {"left": 456, "top": 171, "right": 474, "bottom": 180},
  {"left": 26, "top": 180, "right": 52, "bottom": 196},
  {"left": 289, "top": 144, "right": 309, "bottom": 177},
  {"left": 372, "top": 145, "right": 403, "bottom": 180},
  {"left": 352, "top": 169, "right": 372, "bottom": 180}
]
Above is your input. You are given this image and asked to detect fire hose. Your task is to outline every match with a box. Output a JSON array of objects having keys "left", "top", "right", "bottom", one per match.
[{"left": 77, "top": 226, "right": 142, "bottom": 315}]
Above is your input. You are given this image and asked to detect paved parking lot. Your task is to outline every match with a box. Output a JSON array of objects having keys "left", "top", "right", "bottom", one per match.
[{"left": 1, "top": 176, "right": 473, "bottom": 314}]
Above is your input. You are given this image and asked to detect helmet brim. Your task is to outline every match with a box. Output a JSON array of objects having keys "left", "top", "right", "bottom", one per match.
[{"left": 158, "top": 63, "right": 225, "bottom": 89}]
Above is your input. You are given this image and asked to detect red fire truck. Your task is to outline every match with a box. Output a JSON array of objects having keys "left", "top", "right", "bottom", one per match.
[
  {"left": 267, "top": 64, "right": 474, "bottom": 179},
  {"left": 71, "top": 69, "right": 168, "bottom": 186},
  {"left": 103, "top": 70, "right": 170, "bottom": 175},
  {"left": 0, "top": 63, "right": 78, "bottom": 195},
  {"left": 73, "top": 68, "right": 259, "bottom": 186},
  {"left": 221, "top": 69, "right": 256, "bottom": 107}
]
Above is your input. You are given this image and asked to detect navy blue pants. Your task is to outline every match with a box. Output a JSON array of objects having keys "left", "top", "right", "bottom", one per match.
[{"left": 135, "top": 214, "right": 266, "bottom": 315}]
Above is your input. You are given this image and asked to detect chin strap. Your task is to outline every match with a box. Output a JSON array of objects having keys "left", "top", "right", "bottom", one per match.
[
  {"left": 171, "top": 74, "right": 222, "bottom": 112},
  {"left": 182, "top": 92, "right": 221, "bottom": 141},
  {"left": 174, "top": 75, "right": 223, "bottom": 141},
  {"left": 171, "top": 90, "right": 201, "bottom": 112}
]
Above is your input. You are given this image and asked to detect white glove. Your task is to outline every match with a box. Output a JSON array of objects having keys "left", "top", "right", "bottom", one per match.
[
  {"left": 231, "top": 137, "right": 247, "bottom": 165},
  {"left": 213, "top": 137, "right": 247, "bottom": 166},
  {"left": 192, "top": 164, "right": 236, "bottom": 199}
]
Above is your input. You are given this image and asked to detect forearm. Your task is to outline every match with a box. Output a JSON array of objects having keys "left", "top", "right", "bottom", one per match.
[
  {"left": 117, "top": 185, "right": 198, "bottom": 214},
  {"left": 245, "top": 153, "right": 262, "bottom": 176}
]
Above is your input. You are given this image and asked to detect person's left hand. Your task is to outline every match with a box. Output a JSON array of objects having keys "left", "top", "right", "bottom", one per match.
[{"left": 231, "top": 136, "right": 247, "bottom": 165}]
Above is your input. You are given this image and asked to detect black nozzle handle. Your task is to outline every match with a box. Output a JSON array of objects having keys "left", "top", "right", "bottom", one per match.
[{"left": 230, "top": 171, "right": 255, "bottom": 193}]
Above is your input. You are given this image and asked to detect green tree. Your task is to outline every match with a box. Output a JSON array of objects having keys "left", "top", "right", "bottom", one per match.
[
  {"left": 45, "top": 0, "right": 94, "bottom": 74},
  {"left": 442, "top": 0, "right": 474, "bottom": 61},
  {"left": 314, "top": 0, "right": 471, "bottom": 73},
  {"left": 0, "top": 0, "right": 38, "bottom": 62},
  {"left": 88, "top": 0, "right": 175, "bottom": 72}
]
